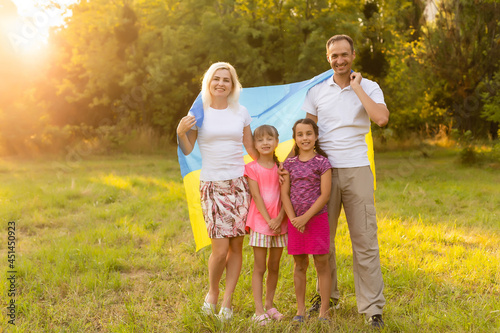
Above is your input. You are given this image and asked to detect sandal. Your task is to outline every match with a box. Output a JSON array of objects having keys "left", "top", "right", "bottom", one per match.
[
  {"left": 252, "top": 313, "right": 271, "bottom": 326},
  {"left": 292, "top": 315, "right": 305, "bottom": 323},
  {"left": 266, "top": 307, "right": 284, "bottom": 321}
]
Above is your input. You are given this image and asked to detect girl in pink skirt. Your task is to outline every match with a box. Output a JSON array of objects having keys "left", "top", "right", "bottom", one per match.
[{"left": 281, "top": 118, "right": 332, "bottom": 322}]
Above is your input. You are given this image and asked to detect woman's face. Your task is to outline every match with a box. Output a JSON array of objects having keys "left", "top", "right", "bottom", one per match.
[{"left": 209, "top": 69, "right": 232, "bottom": 99}]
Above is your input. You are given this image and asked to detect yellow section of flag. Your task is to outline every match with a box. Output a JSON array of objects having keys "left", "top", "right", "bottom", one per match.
[{"left": 184, "top": 131, "right": 375, "bottom": 252}]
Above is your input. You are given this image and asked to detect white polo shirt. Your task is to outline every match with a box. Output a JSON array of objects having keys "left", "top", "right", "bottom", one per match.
[
  {"left": 191, "top": 105, "right": 252, "bottom": 181},
  {"left": 302, "top": 76, "right": 385, "bottom": 168}
]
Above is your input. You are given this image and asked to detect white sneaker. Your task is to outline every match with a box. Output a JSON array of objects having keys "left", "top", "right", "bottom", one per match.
[
  {"left": 217, "top": 307, "right": 233, "bottom": 322},
  {"left": 201, "top": 301, "right": 216, "bottom": 315},
  {"left": 201, "top": 294, "right": 216, "bottom": 315}
]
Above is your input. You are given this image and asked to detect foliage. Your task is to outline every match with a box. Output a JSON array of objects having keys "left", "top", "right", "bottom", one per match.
[
  {"left": 451, "top": 128, "right": 500, "bottom": 166},
  {"left": 417, "top": 0, "right": 500, "bottom": 137},
  {"left": 481, "top": 70, "right": 500, "bottom": 125},
  {"left": 453, "top": 129, "right": 478, "bottom": 165},
  {"left": 0, "top": 0, "right": 499, "bottom": 155}
]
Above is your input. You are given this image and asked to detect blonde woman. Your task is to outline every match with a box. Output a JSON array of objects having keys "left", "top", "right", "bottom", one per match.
[{"left": 177, "top": 62, "right": 258, "bottom": 321}]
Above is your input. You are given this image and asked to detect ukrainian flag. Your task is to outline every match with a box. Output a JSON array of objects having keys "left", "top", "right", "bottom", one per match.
[{"left": 177, "top": 69, "right": 376, "bottom": 251}]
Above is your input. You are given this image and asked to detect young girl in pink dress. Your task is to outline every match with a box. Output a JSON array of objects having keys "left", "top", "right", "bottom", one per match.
[
  {"left": 244, "top": 125, "right": 288, "bottom": 326},
  {"left": 281, "top": 118, "right": 332, "bottom": 322}
]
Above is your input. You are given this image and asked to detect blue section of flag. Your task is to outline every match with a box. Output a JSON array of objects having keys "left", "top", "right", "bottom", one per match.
[{"left": 177, "top": 69, "right": 334, "bottom": 178}]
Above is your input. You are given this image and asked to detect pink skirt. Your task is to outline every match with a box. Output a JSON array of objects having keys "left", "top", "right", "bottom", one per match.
[{"left": 287, "top": 213, "right": 329, "bottom": 255}]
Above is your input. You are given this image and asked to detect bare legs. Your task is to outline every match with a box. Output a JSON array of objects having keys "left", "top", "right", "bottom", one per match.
[
  {"left": 207, "top": 238, "right": 227, "bottom": 305},
  {"left": 314, "top": 254, "right": 331, "bottom": 317},
  {"left": 222, "top": 236, "right": 244, "bottom": 309},
  {"left": 293, "top": 253, "right": 331, "bottom": 318},
  {"left": 207, "top": 236, "right": 244, "bottom": 309},
  {"left": 265, "top": 247, "right": 283, "bottom": 310},
  {"left": 293, "top": 254, "right": 309, "bottom": 317},
  {"left": 252, "top": 247, "right": 283, "bottom": 315},
  {"left": 252, "top": 247, "right": 268, "bottom": 315}
]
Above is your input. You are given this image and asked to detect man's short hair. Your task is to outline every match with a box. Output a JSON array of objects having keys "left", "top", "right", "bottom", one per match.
[{"left": 326, "top": 35, "right": 354, "bottom": 53}]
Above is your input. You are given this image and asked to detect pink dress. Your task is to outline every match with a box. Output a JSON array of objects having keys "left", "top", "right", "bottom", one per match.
[
  {"left": 244, "top": 161, "right": 287, "bottom": 235},
  {"left": 283, "top": 154, "right": 331, "bottom": 255}
]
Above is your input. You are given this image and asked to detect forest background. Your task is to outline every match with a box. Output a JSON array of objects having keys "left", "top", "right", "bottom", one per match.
[{"left": 0, "top": 0, "right": 499, "bottom": 160}]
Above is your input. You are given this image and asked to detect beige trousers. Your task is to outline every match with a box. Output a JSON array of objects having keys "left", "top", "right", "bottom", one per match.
[{"left": 317, "top": 166, "right": 385, "bottom": 318}]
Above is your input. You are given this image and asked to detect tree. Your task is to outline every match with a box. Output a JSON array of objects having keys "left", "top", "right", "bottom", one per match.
[
  {"left": 4, "top": 0, "right": 497, "bottom": 155},
  {"left": 481, "top": 70, "right": 500, "bottom": 138},
  {"left": 419, "top": 0, "right": 500, "bottom": 136}
]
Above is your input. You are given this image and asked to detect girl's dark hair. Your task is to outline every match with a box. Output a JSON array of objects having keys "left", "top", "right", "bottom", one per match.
[
  {"left": 253, "top": 125, "right": 280, "bottom": 164},
  {"left": 292, "top": 118, "right": 328, "bottom": 158}
]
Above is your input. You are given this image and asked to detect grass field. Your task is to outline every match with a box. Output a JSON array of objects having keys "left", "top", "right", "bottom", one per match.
[{"left": 0, "top": 147, "right": 499, "bottom": 332}]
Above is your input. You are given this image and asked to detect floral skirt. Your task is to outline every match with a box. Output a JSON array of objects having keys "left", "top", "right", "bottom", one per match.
[{"left": 200, "top": 176, "right": 250, "bottom": 239}]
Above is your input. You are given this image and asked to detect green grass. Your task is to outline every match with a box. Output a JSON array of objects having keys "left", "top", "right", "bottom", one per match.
[{"left": 0, "top": 147, "right": 499, "bottom": 332}]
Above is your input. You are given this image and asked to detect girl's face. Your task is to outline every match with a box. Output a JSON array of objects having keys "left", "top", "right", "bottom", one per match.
[
  {"left": 294, "top": 123, "right": 317, "bottom": 153},
  {"left": 209, "top": 69, "right": 232, "bottom": 99},
  {"left": 254, "top": 133, "right": 278, "bottom": 156}
]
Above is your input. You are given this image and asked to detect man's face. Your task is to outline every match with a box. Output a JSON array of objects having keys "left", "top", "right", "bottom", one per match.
[{"left": 326, "top": 39, "right": 355, "bottom": 75}]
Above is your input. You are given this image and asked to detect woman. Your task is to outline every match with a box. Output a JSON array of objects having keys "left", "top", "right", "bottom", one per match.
[{"left": 177, "top": 62, "right": 258, "bottom": 321}]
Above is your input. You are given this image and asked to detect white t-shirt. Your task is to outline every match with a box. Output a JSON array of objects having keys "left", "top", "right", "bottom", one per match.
[
  {"left": 302, "top": 76, "right": 385, "bottom": 168},
  {"left": 191, "top": 105, "right": 252, "bottom": 181}
]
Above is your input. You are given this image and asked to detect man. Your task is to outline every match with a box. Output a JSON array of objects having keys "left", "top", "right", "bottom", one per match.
[{"left": 303, "top": 34, "right": 389, "bottom": 329}]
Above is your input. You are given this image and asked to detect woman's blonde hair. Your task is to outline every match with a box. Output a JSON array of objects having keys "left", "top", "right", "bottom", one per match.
[{"left": 201, "top": 62, "right": 242, "bottom": 111}]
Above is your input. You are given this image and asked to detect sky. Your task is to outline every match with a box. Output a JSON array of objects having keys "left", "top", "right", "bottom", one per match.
[
  {"left": 10, "top": 0, "right": 76, "bottom": 23},
  {"left": 0, "top": 0, "right": 76, "bottom": 55}
]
